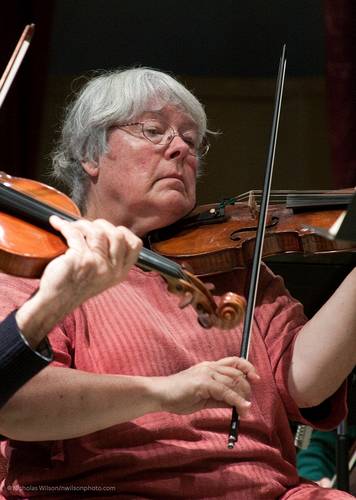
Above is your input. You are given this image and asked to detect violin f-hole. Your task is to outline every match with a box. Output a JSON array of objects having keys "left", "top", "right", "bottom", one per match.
[{"left": 229, "top": 216, "right": 280, "bottom": 241}]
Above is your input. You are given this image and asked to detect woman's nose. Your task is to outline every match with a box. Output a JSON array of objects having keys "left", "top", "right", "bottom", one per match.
[{"left": 165, "top": 134, "right": 190, "bottom": 159}]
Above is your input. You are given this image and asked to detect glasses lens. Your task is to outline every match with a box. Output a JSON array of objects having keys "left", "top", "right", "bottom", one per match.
[
  {"left": 141, "top": 122, "right": 166, "bottom": 144},
  {"left": 139, "top": 121, "right": 209, "bottom": 158}
]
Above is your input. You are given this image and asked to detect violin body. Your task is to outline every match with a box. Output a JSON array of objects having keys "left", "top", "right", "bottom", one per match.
[
  {"left": 0, "top": 172, "right": 80, "bottom": 277},
  {"left": 150, "top": 199, "right": 356, "bottom": 277}
]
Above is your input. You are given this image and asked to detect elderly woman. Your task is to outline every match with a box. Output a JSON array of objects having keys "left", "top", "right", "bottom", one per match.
[{"left": 0, "top": 68, "right": 354, "bottom": 499}]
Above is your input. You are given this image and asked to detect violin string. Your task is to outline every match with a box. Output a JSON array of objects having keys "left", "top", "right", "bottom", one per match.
[
  {"left": 232, "top": 190, "right": 352, "bottom": 205},
  {"left": 234, "top": 190, "right": 342, "bottom": 201}
]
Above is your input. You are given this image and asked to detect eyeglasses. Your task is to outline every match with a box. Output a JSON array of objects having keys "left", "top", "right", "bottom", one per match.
[{"left": 117, "top": 121, "right": 210, "bottom": 158}]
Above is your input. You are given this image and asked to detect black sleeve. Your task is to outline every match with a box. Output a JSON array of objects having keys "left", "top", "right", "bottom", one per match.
[{"left": 0, "top": 310, "right": 53, "bottom": 408}]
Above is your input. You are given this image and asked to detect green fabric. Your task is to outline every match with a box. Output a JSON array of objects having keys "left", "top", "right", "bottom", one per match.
[{"left": 297, "top": 426, "right": 356, "bottom": 481}]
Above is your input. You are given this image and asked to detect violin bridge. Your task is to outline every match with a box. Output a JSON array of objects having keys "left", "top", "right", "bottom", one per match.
[{"left": 248, "top": 191, "right": 258, "bottom": 220}]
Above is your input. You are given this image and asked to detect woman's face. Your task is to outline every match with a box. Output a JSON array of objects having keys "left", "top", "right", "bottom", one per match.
[{"left": 83, "top": 105, "right": 199, "bottom": 237}]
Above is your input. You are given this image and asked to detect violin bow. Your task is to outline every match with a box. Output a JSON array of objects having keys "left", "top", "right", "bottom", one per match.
[
  {"left": 0, "top": 24, "right": 35, "bottom": 109},
  {"left": 227, "top": 45, "right": 287, "bottom": 448}
]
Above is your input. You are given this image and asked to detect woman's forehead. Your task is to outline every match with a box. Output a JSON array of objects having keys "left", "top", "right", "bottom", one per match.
[{"left": 136, "top": 103, "right": 197, "bottom": 128}]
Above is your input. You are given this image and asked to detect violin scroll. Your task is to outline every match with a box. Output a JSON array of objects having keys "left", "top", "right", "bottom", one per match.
[
  {"left": 164, "top": 270, "right": 245, "bottom": 330},
  {"left": 214, "top": 291, "right": 246, "bottom": 329}
]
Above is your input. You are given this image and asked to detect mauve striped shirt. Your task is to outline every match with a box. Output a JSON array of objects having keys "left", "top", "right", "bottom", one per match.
[{"left": 0, "top": 264, "right": 347, "bottom": 499}]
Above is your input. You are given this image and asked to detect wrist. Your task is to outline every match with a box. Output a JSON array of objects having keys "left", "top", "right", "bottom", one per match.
[
  {"left": 110, "top": 375, "right": 164, "bottom": 420},
  {"left": 15, "top": 290, "right": 68, "bottom": 348},
  {"left": 144, "top": 376, "right": 172, "bottom": 413}
]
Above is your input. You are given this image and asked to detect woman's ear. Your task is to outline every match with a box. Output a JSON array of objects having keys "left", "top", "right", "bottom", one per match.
[{"left": 81, "top": 161, "right": 99, "bottom": 178}]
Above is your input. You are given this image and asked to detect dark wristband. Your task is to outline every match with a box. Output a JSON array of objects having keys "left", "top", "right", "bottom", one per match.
[{"left": 0, "top": 310, "right": 53, "bottom": 408}]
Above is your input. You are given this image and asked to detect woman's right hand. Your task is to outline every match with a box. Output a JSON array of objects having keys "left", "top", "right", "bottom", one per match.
[{"left": 151, "top": 356, "right": 260, "bottom": 418}]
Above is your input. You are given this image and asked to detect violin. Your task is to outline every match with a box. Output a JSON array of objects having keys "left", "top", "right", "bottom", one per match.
[
  {"left": 149, "top": 189, "right": 356, "bottom": 277},
  {"left": 0, "top": 171, "right": 245, "bottom": 331}
]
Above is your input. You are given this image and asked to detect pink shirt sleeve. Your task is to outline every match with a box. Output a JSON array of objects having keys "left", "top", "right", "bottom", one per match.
[
  {"left": 0, "top": 273, "right": 73, "bottom": 370},
  {"left": 254, "top": 264, "right": 347, "bottom": 430}
]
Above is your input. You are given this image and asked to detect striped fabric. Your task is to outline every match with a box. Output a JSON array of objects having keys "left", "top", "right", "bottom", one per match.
[{"left": 0, "top": 265, "right": 348, "bottom": 499}]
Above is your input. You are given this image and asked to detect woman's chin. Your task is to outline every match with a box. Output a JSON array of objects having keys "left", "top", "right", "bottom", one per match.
[
  {"left": 152, "top": 205, "right": 193, "bottom": 231},
  {"left": 158, "top": 190, "right": 194, "bottom": 214}
]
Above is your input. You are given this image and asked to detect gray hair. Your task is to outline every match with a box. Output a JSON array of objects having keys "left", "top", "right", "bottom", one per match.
[{"left": 52, "top": 67, "right": 208, "bottom": 211}]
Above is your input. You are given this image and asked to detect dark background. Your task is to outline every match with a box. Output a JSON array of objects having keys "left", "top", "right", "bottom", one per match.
[
  {"left": 0, "top": 0, "right": 335, "bottom": 194},
  {"left": 48, "top": 0, "right": 325, "bottom": 77},
  {"left": 1, "top": 0, "right": 356, "bottom": 316}
]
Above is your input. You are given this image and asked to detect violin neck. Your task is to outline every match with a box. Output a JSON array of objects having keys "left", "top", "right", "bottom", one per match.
[
  {"left": 0, "top": 182, "right": 76, "bottom": 230},
  {"left": 286, "top": 192, "right": 352, "bottom": 209},
  {"left": 137, "top": 247, "right": 185, "bottom": 279},
  {"left": 236, "top": 190, "right": 353, "bottom": 209}
]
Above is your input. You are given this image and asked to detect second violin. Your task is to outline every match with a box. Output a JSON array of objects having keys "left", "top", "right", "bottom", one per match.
[{"left": 149, "top": 189, "right": 356, "bottom": 277}]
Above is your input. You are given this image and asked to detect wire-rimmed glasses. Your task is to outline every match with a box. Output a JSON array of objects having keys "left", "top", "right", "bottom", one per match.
[{"left": 117, "top": 121, "right": 210, "bottom": 158}]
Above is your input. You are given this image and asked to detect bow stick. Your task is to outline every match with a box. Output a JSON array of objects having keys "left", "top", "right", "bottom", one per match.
[
  {"left": 0, "top": 24, "right": 35, "bottom": 108},
  {"left": 227, "top": 45, "right": 287, "bottom": 448}
]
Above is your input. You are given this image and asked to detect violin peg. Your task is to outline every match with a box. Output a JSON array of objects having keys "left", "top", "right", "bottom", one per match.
[
  {"left": 179, "top": 291, "right": 193, "bottom": 308},
  {"left": 180, "top": 261, "right": 194, "bottom": 274},
  {"left": 198, "top": 312, "right": 213, "bottom": 329},
  {"left": 204, "top": 282, "right": 215, "bottom": 292}
]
